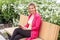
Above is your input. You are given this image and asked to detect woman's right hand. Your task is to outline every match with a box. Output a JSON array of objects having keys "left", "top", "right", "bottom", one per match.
[
  {"left": 18, "top": 25, "right": 28, "bottom": 30},
  {"left": 18, "top": 25, "right": 23, "bottom": 28},
  {"left": 18, "top": 25, "right": 31, "bottom": 30}
]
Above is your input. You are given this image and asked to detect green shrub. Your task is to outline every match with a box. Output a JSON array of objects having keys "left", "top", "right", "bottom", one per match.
[{"left": 0, "top": 0, "right": 20, "bottom": 24}]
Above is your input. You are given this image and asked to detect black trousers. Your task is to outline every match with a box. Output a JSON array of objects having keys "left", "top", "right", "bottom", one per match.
[{"left": 10, "top": 28, "right": 31, "bottom": 40}]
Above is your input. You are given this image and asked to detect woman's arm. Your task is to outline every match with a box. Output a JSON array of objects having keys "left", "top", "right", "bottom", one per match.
[{"left": 32, "top": 16, "right": 42, "bottom": 30}]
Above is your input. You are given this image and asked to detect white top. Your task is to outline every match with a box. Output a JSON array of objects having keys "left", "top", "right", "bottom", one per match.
[{"left": 28, "top": 15, "right": 34, "bottom": 29}]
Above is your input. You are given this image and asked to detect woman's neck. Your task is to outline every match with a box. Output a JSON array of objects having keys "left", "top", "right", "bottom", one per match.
[
  {"left": 28, "top": 11, "right": 36, "bottom": 16},
  {"left": 31, "top": 11, "right": 36, "bottom": 15}
]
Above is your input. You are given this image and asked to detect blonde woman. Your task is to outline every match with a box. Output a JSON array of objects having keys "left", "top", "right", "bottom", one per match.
[{"left": 10, "top": 3, "right": 42, "bottom": 40}]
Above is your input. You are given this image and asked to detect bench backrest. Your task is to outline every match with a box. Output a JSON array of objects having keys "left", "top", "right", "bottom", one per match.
[
  {"left": 19, "top": 14, "right": 28, "bottom": 26},
  {"left": 19, "top": 14, "right": 59, "bottom": 40},
  {"left": 39, "top": 21, "right": 59, "bottom": 40}
]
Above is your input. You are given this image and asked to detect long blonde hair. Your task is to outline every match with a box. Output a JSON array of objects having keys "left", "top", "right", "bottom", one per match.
[{"left": 28, "top": 2, "right": 36, "bottom": 8}]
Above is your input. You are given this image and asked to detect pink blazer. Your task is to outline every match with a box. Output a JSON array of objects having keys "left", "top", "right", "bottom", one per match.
[{"left": 24, "top": 12, "right": 42, "bottom": 40}]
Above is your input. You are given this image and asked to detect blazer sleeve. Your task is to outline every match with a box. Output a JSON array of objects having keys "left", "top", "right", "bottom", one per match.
[
  {"left": 24, "top": 23, "right": 29, "bottom": 28},
  {"left": 32, "top": 16, "right": 42, "bottom": 30}
]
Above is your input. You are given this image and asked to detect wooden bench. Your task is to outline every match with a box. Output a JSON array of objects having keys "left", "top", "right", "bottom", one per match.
[{"left": 4, "top": 14, "right": 60, "bottom": 40}]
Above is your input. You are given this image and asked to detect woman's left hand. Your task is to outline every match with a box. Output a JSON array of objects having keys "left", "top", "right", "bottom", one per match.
[
  {"left": 22, "top": 27, "right": 27, "bottom": 30},
  {"left": 22, "top": 27, "right": 31, "bottom": 30}
]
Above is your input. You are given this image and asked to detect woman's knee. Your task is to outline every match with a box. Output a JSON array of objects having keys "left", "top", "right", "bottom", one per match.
[{"left": 14, "top": 28, "right": 21, "bottom": 31}]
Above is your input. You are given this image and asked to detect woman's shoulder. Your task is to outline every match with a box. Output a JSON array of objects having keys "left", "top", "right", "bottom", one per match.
[{"left": 35, "top": 13, "right": 41, "bottom": 18}]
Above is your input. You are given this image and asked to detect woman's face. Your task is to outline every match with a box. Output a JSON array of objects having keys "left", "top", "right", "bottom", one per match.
[{"left": 28, "top": 5, "right": 36, "bottom": 14}]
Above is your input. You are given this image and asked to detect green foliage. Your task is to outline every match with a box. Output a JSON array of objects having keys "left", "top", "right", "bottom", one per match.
[
  {"left": 16, "top": 0, "right": 60, "bottom": 26},
  {"left": 0, "top": 0, "right": 20, "bottom": 23}
]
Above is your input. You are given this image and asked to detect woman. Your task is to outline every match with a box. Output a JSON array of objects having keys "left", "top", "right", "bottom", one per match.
[{"left": 10, "top": 3, "right": 42, "bottom": 40}]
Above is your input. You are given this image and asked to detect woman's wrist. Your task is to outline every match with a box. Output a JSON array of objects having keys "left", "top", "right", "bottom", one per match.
[{"left": 27, "top": 28, "right": 31, "bottom": 30}]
